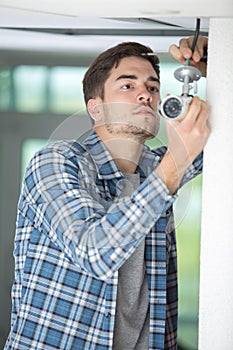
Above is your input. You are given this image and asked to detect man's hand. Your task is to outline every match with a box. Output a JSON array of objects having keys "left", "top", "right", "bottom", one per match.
[
  {"left": 155, "top": 96, "right": 210, "bottom": 194},
  {"left": 169, "top": 36, "right": 208, "bottom": 77}
]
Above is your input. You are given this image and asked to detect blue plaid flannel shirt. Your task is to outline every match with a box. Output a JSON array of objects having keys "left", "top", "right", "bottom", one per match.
[{"left": 5, "top": 130, "right": 202, "bottom": 350}]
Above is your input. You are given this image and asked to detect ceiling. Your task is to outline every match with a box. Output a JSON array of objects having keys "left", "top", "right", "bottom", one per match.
[
  {"left": 0, "top": 1, "right": 231, "bottom": 65},
  {"left": 0, "top": 0, "right": 232, "bottom": 19}
]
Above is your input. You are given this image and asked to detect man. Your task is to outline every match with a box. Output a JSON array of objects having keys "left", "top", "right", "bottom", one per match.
[{"left": 5, "top": 36, "right": 209, "bottom": 349}]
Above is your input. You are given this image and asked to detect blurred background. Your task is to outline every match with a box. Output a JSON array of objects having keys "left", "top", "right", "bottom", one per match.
[{"left": 0, "top": 11, "right": 209, "bottom": 349}]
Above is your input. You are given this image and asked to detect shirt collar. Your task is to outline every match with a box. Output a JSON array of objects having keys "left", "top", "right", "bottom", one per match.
[{"left": 82, "top": 130, "right": 161, "bottom": 180}]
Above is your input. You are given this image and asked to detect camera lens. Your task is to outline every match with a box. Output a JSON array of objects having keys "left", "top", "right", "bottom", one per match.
[{"left": 163, "top": 97, "right": 183, "bottom": 119}]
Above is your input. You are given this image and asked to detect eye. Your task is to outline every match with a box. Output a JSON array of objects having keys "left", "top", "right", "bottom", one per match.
[
  {"left": 148, "top": 86, "right": 160, "bottom": 94},
  {"left": 121, "top": 83, "right": 132, "bottom": 90}
]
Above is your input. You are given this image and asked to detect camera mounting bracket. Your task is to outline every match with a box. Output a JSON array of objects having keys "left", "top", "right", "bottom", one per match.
[{"left": 174, "top": 66, "right": 202, "bottom": 96}]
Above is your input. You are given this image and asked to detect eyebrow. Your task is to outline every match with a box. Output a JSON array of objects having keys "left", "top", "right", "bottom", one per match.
[{"left": 116, "top": 74, "right": 160, "bottom": 83}]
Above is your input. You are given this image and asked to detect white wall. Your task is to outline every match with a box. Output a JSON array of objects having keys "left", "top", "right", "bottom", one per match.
[{"left": 199, "top": 17, "right": 233, "bottom": 349}]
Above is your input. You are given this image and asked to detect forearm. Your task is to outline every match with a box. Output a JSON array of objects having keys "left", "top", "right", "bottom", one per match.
[
  {"left": 155, "top": 150, "right": 203, "bottom": 195},
  {"left": 155, "top": 151, "right": 185, "bottom": 195}
]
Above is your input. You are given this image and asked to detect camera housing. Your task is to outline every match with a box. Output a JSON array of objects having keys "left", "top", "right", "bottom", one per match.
[
  {"left": 158, "top": 95, "right": 192, "bottom": 120},
  {"left": 158, "top": 66, "right": 202, "bottom": 120}
]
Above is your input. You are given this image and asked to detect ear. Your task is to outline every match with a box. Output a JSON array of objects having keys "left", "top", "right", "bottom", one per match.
[{"left": 87, "top": 97, "right": 103, "bottom": 123}]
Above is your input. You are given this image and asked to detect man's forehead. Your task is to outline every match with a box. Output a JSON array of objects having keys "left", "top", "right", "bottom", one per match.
[{"left": 111, "top": 56, "right": 159, "bottom": 80}]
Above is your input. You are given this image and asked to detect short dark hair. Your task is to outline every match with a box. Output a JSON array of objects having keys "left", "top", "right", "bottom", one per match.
[{"left": 82, "top": 41, "right": 160, "bottom": 105}]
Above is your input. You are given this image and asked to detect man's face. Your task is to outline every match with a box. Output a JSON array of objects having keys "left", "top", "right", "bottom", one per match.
[{"left": 95, "top": 56, "right": 161, "bottom": 142}]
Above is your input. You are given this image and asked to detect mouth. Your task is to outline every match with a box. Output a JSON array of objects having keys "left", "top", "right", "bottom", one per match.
[{"left": 133, "top": 106, "right": 156, "bottom": 117}]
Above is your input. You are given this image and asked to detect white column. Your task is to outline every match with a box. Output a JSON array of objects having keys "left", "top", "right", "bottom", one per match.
[{"left": 199, "top": 17, "right": 233, "bottom": 349}]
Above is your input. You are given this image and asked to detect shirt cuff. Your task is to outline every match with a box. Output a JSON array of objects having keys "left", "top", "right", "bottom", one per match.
[{"left": 131, "top": 171, "right": 178, "bottom": 218}]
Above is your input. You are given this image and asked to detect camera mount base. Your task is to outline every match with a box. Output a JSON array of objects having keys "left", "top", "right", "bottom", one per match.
[{"left": 174, "top": 66, "right": 201, "bottom": 83}]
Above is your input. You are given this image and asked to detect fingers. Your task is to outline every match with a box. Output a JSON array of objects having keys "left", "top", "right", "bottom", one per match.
[
  {"left": 167, "top": 97, "right": 203, "bottom": 124},
  {"left": 183, "top": 96, "right": 208, "bottom": 126},
  {"left": 164, "top": 96, "right": 210, "bottom": 169},
  {"left": 194, "top": 99, "right": 210, "bottom": 137},
  {"left": 182, "top": 97, "right": 210, "bottom": 145},
  {"left": 169, "top": 44, "right": 187, "bottom": 65},
  {"left": 186, "top": 96, "right": 202, "bottom": 122},
  {"left": 190, "top": 36, "right": 208, "bottom": 63},
  {"left": 178, "top": 37, "right": 194, "bottom": 60},
  {"left": 169, "top": 37, "right": 194, "bottom": 63},
  {"left": 169, "top": 36, "right": 208, "bottom": 63},
  {"left": 166, "top": 96, "right": 209, "bottom": 130}
]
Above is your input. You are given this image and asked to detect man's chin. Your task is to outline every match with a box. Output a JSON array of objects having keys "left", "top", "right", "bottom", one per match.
[{"left": 106, "top": 124, "right": 157, "bottom": 141}]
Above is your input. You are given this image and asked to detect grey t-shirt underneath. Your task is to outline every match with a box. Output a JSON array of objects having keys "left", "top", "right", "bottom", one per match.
[{"left": 113, "top": 173, "right": 149, "bottom": 350}]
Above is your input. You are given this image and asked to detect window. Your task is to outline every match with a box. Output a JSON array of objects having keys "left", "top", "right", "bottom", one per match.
[
  {"left": 49, "top": 67, "right": 86, "bottom": 114},
  {"left": 0, "top": 65, "right": 88, "bottom": 114},
  {"left": 0, "top": 68, "right": 11, "bottom": 110},
  {"left": 13, "top": 66, "right": 48, "bottom": 113}
]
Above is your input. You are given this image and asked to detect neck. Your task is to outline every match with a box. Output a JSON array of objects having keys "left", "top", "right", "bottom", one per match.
[{"left": 95, "top": 126, "right": 144, "bottom": 174}]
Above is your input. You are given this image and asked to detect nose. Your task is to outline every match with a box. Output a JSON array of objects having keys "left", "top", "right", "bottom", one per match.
[{"left": 137, "top": 89, "right": 153, "bottom": 104}]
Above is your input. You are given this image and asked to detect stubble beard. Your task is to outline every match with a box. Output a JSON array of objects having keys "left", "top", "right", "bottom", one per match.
[
  {"left": 106, "top": 122, "right": 156, "bottom": 143},
  {"left": 101, "top": 102, "right": 160, "bottom": 142}
]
